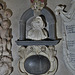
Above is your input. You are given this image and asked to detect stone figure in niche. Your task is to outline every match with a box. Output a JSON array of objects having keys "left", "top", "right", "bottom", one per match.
[
  {"left": 0, "top": 20, "right": 12, "bottom": 51},
  {"left": 27, "top": 15, "right": 48, "bottom": 40}
]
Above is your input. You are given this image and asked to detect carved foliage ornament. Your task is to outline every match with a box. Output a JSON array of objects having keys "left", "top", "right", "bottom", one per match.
[
  {"left": 18, "top": 46, "right": 58, "bottom": 75},
  {"left": 0, "top": 0, "right": 13, "bottom": 75}
]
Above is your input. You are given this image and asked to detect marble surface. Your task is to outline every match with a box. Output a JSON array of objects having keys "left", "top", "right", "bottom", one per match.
[
  {"left": 3, "top": 0, "right": 72, "bottom": 75},
  {"left": 55, "top": 1, "right": 75, "bottom": 74}
]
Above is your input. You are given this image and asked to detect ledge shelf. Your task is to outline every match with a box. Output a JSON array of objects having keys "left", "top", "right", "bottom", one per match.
[{"left": 16, "top": 39, "right": 60, "bottom": 46}]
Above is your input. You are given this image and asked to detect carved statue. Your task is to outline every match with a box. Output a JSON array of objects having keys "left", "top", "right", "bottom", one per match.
[
  {"left": 27, "top": 16, "right": 48, "bottom": 40},
  {"left": 0, "top": 20, "right": 11, "bottom": 51}
]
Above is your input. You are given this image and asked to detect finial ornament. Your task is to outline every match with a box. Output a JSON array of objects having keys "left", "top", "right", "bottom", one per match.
[
  {"left": 27, "top": 15, "right": 48, "bottom": 40},
  {"left": 30, "top": 0, "right": 45, "bottom": 11}
]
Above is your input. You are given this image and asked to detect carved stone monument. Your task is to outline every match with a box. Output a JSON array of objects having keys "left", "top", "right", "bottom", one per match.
[
  {"left": 18, "top": 46, "right": 58, "bottom": 75},
  {"left": 0, "top": 0, "right": 13, "bottom": 75},
  {"left": 55, "top": 0, "right": 75, "bottom": 74},
  {"left": 27, "top": 15, "right": 48, "bottom": 40},
  {"left": 16, "top": 0, "right": 60, "bottom": 75}
]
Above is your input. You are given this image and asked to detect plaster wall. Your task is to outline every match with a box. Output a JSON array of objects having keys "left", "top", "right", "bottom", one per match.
[{"left": 3, "top": 0, "right": 72, "bottom": 75}]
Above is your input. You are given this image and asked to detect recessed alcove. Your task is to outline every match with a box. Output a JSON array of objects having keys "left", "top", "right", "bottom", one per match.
[{"left": 16, "top": 7, "right": 60, "bottom": 46}]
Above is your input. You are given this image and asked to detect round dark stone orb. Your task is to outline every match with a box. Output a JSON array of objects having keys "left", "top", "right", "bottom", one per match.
[{"left": 24, "top": 55, "right": 50, "bottom": 74}]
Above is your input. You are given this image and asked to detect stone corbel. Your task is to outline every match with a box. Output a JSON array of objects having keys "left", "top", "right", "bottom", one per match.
[{"left": 18, "top": 46, "right": 58, "bottom": 75}]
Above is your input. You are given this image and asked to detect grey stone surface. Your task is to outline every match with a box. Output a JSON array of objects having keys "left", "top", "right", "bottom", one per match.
[{"left": 16, "top": 40, "right": 60, "bottom": 46}]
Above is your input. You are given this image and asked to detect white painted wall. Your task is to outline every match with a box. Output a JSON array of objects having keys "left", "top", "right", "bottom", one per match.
[{"left": 3, "top": 0, "right": 72, "bottom": 75}]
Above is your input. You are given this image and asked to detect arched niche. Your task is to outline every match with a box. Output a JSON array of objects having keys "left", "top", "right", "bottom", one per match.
[{"left": 16, "top": 8, "right": 60, "bottom": 46}]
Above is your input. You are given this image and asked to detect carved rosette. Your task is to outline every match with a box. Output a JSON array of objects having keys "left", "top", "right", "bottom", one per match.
[
  {"left": 18, "top": 46, "right": 58, "bottom": 75},
  {"left": 0, "top": 0, "right": 13, "bottom": 75}
]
